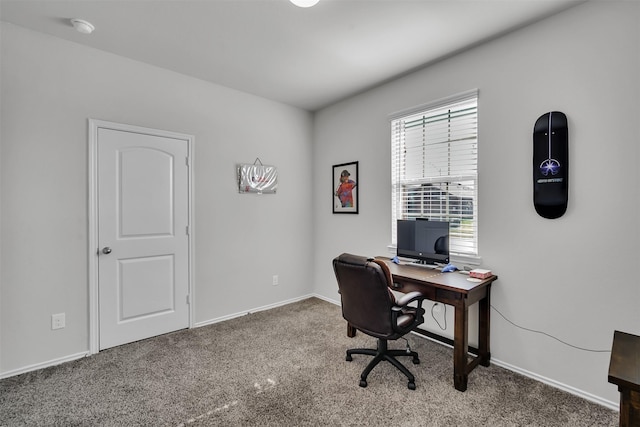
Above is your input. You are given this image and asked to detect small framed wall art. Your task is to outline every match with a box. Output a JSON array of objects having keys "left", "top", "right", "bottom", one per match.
[{"left": 333, "top": 161, "right": 358, "bottom": 214}]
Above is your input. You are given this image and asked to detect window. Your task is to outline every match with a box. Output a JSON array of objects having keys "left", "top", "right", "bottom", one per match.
[{"left": 390, "top": 90, "right": 478, "bottom": 258}]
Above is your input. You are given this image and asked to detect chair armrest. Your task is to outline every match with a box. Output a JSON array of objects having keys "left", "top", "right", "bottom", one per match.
[
  {"left": 391, "top": 291, "right": 427, "bottom": 332},
  {"left": 392, "top": 291, "right": 426, "bottom": 311}
]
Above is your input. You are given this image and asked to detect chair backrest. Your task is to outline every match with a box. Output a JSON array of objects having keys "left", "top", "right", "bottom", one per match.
[
  {"left": 434, "top": 235, "right": 448, "bottom": 255},
  {"left": 332, "top": 253, "right": 397, "bottom": 338}
]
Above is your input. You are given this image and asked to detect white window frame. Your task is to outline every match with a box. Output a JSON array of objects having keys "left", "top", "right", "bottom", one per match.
[{"left": 390, "top": 89, "right": 480, "bottom": 264}]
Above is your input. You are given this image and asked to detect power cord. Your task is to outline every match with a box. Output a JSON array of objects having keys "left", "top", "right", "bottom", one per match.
[
  {"left": 491, "top": 305, "right": 611, "bottom": 353},
  {"left": 400, "top": 337, "right": 413, "bottom": 353},
  {"left": 431, "top": 303, "right": 447, "bottom": 330},
  {"left": 427, "top": 301, "right": 610, "bottom": 353}
]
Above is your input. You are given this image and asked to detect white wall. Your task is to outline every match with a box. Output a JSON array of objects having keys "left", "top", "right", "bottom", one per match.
[
  {"left": 313, "top": 1, "right": 639, "bottom": 406},
  {"left": 0, "top": 23, "right": 314, "bottom": 374}
]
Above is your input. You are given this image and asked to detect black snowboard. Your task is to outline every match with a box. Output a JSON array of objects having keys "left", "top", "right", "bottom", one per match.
[{"left": 533, "top": 111, "right": 568, "bottom": 219}]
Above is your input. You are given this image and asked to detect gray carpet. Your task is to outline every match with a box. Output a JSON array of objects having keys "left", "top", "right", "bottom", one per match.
[{"left": 0, "top": 298, "right": 617, "bottom": 426}]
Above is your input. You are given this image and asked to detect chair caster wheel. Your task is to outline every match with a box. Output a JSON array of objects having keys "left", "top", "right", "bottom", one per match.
[
  {"left": 346, "top": 354, "right": 352, "bottom": 361},
  {"left": 408, "top": 382, "right": 416, "bottom": 390},
  {"left": 412, "top": 357, "right": 420, "bottom": 364},
  {"left": 359, "top": 379, "right": 367, "bottom": 388}
]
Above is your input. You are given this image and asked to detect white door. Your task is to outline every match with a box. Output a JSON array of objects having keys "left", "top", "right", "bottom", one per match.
[{"left": 97, "top": 125, "right": 190, "bottom": 350}]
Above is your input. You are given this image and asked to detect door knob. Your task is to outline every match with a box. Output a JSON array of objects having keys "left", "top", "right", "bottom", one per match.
[{"left": 102, "top": 247, "right": 112, "bottom": 255}]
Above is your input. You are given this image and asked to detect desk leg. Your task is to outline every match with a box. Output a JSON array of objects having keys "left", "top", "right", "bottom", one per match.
[
  {"left": 619, "top": 387, "right": 640, "bottom": 427},
  {"left": 453, "top": 305, "right": 469, "bottom": 392},
  {"left": 478, "top": 286, "right": 491, "bottom": 367},
  {"left": 347, "top": 323, "right": 356, "bottom": 338}
]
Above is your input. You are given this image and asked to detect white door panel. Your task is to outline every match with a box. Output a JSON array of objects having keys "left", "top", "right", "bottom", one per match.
[
  {"left": 97, "top": 127, "right": 190, "bottom": 350},
  {"left": 119, "top": 148, "right": 175, "bottom": 237},
  {"left": 118, "top": 255, "right": 175, "bottom": 321}
]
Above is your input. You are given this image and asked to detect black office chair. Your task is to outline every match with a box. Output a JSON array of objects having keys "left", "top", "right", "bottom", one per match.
[
  {"left": 434, "top": 235, "right": 448, "bottom": 255},
  {"left": 332, "top": 253, "right": 427, "bottom": 389}
]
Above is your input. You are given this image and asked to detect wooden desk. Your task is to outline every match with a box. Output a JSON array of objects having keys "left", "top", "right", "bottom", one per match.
[
  {"left": 347, "top": 257, "right": 497, "bottom": 392},
  {"left": 608, "top": 330, "right": 640, "bottom": 427}
]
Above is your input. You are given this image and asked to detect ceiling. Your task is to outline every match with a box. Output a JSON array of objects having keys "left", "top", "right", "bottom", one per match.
[{"left": 0, "top": 0, "right": 584, "bottom": 111}]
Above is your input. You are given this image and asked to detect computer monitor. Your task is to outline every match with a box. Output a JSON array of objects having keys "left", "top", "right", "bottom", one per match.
[{"left": 396, "top": 219, "right": 449, "bottom": 265}]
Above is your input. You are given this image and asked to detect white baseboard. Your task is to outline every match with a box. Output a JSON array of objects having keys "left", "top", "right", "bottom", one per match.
[
  {"left": 1, "top": 295, "right": 319, "bottom": 379},
  {"left": 0, "top": 294, "right": 621, "bottom": 413},
  {"left": 0, "top": 351, "right": 90, "bottom": 380},
  {"left": 491, "top": 358, "right": 619, "bottom": 411},
  {"left": 327, "top": 295, "right": 618, "bottom": 411},
  {"left": 194, "top": 294, "right": 316, "bottom": 328},
  {"left": 310, "top": 293, "right": 339, "bottom": 306}
]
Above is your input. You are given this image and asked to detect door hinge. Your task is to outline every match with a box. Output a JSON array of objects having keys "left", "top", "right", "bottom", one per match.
[
  {"left": 185, "top": 156, "right": 190, "bottom": 166},
  {"left": 186, "top": 294, "right": 190, "bottom": 305},
  {"left": 186, "top": 225, "right": 190, "bottom": 235}
]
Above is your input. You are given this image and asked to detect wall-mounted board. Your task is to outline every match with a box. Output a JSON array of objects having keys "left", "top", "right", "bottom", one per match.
[{"left": 533, "top": 111, "right": 568, "bottom": 219}]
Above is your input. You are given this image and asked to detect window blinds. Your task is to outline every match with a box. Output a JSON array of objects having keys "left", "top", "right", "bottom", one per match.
[{"left": 391, "top": 90, "right": 478, "bottom": 257}]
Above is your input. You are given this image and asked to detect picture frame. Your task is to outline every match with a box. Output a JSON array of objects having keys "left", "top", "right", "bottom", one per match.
[{"left": 333, "top": 161, "right": 359, "bottom": 214}]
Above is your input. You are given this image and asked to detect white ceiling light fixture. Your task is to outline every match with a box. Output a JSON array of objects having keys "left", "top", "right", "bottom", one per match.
[
  {"left": 290, "top": 0, "right": 320, "bottom": 8},
  {"left": 70, "top": 18, "right": 95, "bottom": 34}
]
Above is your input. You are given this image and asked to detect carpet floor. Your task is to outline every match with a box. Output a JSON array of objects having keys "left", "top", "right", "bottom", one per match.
[{"left": 0, "top": 297, "right": 618, "bottom": 426}]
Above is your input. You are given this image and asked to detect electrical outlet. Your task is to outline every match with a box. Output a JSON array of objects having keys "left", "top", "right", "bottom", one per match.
[
  {"left": 272, "top": 275, "right": 279, "bottom": 286},
  {"left": 51, "top": 313, "right": 65, "bottom": 330}
]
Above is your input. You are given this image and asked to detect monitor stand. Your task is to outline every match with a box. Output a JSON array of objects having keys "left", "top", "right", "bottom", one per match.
[{"left": 412, "top": 260, "right": 438, "bottom": 269}]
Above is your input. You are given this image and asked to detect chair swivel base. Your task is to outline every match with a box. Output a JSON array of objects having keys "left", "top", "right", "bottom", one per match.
[{"left": 346, "top": 339, "right": 420, "bottom": 390}]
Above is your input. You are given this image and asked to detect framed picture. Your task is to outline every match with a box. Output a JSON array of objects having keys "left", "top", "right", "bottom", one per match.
[{"left": 333, "top": 161, "right": 358, "bottom": 214}]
